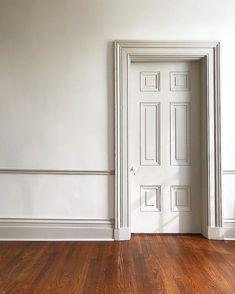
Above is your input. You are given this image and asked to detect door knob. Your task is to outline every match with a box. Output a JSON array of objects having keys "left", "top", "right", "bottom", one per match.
[{"left": 130, "top": 166, "right": 137, "bottom": 175}]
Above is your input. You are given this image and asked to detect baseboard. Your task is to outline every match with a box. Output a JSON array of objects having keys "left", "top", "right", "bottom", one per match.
[
  {"left": 1, "top": 220, "right": 233, "bottom": 241},
  {"left": 207, "top": 226, "right": 224, "bottom": 240},
  {"left": 207, "top": 226, "right": 235, "bottom": 240},
  {"left": 0, "top": 218, "right": 114, "bottom": 241},
  {"left": 114, "top": 227, "right": 131, "bottom": 240},
  {"left": 223, "top": 227, "right": 235, "bottom": 240}
]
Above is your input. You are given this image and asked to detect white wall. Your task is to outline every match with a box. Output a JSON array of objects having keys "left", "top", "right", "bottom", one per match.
[{"left": 0, "top": 0, "right": 234, "bottom": 227}]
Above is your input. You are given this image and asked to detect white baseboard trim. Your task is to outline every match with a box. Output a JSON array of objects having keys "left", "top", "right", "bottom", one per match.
[
  {"left": 1, "top": 220, "right": 234, "bottom": 241},
  {"left": 207, "top": 226, "right": 224, "bottom": 240},
  {"left": 207, "top": 226, "right": 235, "bottom": 240},
  {"left": 0, "top": 218, "right": 114, "bottom": 241},
  {"left": 223, "top": 227, "right": 235, "bottom": 240},
  {"left": 114, "top": 227, "right": 131, "bottom": 240}
]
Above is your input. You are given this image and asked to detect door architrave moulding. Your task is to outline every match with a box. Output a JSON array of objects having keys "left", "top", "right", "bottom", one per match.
[{"left": 114, "top": 41, "right": 222, "bottom": 240}]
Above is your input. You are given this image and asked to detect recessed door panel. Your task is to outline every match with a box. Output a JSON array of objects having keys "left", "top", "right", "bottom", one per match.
[
  {"left": 170, "top": 102, "right": 191, "bottom": 166},
  {"left": 140, "top": 103, "right": 161, "bottom": 166}
]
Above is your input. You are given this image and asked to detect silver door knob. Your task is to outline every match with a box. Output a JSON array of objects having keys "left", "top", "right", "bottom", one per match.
[{"left": 130, "top": 166, "right": 137, "bottom": 175}]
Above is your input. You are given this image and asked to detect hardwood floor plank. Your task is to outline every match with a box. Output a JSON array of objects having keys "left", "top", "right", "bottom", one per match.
[{"left": 0, "top": 235, "right": 234, "bottom": 293}]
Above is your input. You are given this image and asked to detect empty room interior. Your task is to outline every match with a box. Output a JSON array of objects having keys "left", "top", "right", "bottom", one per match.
[{"left": 0, "top": 0, "right": 235, "bottom": 293}]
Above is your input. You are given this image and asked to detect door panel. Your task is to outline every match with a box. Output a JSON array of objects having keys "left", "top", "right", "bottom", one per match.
[
  {"left": 129, "top": 62, "right": 201, "bottom": 233},
  {"left": 140, "top": 103, "right": 161, "bottom": 166},
  {"left": 170, "top": 102, "right": 191, "bottom": 165}
]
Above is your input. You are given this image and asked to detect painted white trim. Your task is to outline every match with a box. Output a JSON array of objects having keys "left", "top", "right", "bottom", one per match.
[
  {"left": 207, "top": 226, "right": 224, "bottom": 240},
  {"left": 114, "top": 40, "right": 220, "bottom": 48},
  {"left": 224, "top": 219, "right": 235, "bottom": 223},
  {"left": 114, "top": 40, "right": 222, "bottom": 240},
  {"left": 223, "top": 170, "right": 235, "bottom": 175},
  {"left": 0, "top": 169, "right": 114, "bottom": 175},
  {"left": 0, "top": 218, "right": 114, "bottom": 241},
  {"left": 223, "top": 227, "right": 235, "bottom": 240},
  {"left": 114, "top": 227, "right": 131, "bottom": 240},
  {"left": 204, "top": 226, "right": 235, "bottom": 240}
]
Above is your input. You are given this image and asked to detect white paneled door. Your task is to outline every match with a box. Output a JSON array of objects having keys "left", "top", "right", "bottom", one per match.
[{"left": 129, "top": 62, "right": 202, "bottom": 233}]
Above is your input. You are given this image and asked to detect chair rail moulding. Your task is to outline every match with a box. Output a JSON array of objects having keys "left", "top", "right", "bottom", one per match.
[
  {"left": 0, "top": 169, "right": 114, "bottom": 175},
  {"left": 114, "top": 40, "right": 222, "bottom": 240}
]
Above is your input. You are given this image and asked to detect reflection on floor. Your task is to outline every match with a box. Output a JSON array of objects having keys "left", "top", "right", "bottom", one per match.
[{"left": 0, "top": 234, "right": 235, "bottom": 293}]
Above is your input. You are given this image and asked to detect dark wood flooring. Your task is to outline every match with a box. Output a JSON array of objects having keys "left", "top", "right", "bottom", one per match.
[{"left": 0, "top": 234, "right": 234, "bottom": 293}]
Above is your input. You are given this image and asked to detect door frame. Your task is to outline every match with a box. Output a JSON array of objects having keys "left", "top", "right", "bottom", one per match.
[{"left": 114, "top": 41, "right": 222, "bottom": 240}]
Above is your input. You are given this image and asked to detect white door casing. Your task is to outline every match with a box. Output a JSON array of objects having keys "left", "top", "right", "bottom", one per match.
[
  {"left": 114, "top": 41, "right": 222, "bottom": 240},
  {"left": 130, "top": 62, "right": 201, "bottom": 233}
]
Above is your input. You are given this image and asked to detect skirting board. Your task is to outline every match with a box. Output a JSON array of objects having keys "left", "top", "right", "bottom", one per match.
[
  {"left": 223, "top": 227, "right": 235, "bottom": 240},
  {"left": 0, "top": 218, "right": 114, "bottom": 241},
  {"left": 0, "top": 220, "right": 233, "bottom": 241},
  {"left": 114, "top": 227, "right": 131, "bottom": 241},
  {"left": 207, "top": 227, "right": 224, "bottom": 240},
  {"left": 207, "top": 226, "right": 235, "bottom": 240}
]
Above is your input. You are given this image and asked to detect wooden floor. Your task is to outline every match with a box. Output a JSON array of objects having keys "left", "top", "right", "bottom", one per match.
[{"left": 0, "top": 235, "right": 235, "bottom": 293}]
